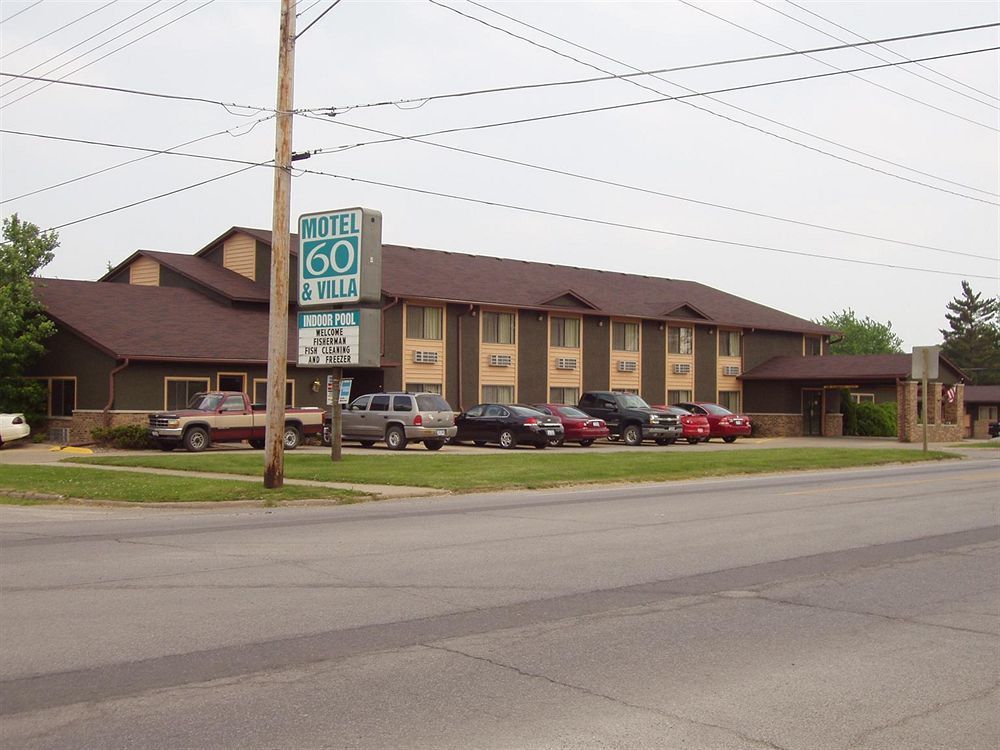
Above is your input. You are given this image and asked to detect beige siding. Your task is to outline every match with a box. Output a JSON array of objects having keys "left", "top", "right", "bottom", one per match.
[
  {"left": 402, "top": 303, "right": 446, "bottom": 390},
  {"left": 479, "top": 308, "right": 518, "bottom": 400},
  {"left": 223, "top": 233, "right": 256, "bottom": 281},
  {"left": 609, "top": 318, "right": 641, "bottom": 392},
  {"left": 129, "top": 256, "right": 160, "bottom": 286},
  {"left": 665, "top": 353, "right": 695, "bottom": 400},
  {"left": 717, "top": 328, "right": 742, "bottom": 399}
]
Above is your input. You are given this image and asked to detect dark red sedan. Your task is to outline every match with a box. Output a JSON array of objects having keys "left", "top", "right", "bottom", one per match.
[
  {"left": 651, "top": 405, "right": 711, "bottom": 444},
  {"left": 532, "top": 404, "right": 609, "bottom": 447},
  {"left": 673, "top": 402, "right": 752, "bottom": 443}
]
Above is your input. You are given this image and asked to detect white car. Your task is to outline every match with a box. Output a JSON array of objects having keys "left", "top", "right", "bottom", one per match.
[{"left": 0, "top": 413, "right": 31, "bottom": 448}]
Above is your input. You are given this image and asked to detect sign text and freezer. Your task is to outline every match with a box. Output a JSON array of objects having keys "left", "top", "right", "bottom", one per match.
[{"left": 297, "top": 309, "right": 380, "bottom": 368}]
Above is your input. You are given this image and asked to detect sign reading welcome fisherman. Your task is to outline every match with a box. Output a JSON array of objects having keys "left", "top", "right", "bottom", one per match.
[
  {"left": 298, "top": 207, "right": 382, "bottom": 307},
  {"left": 297, "top": 309, "right": 381, "bottom": 368}
]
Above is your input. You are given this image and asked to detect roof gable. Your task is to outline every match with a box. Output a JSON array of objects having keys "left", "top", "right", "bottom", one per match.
[
  {"left": 662, "top": 302, "right": 712, "bottom": 321},
  {"left": 537, "top": 289, "right": 599, "bottom": 310}
]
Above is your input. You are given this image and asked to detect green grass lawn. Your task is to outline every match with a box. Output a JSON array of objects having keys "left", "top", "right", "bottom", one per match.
[
  {"left": 69, "top": 447, "right": 957, "bottom": 493},
  {"left": 0, "top": 466, "right": 370, "bottom": 505}
]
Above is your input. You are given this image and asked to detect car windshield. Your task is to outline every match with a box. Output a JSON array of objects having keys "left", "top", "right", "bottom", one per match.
[
  {"left": 186, "top": 393, "right": 223, "bottom": 411},
  {"left": 619, "top": 394, "right": 650, "bottom": 409},
  {"left": 415, "top": 394, "right": 452, "bottom": 412},
  {"left": 556, "top": 406, "right": 590, "bottom": 418},
  {"left": 702, "top": 403, "right": 734, "bottom": 415},
  {"left": 665, "top": 406, "right": 691, "bottom": 415}
]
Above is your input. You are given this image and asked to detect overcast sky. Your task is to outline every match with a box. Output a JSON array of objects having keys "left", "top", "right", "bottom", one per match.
[{"left": 2, "top": 0, "right": 997, "bottom": 349}]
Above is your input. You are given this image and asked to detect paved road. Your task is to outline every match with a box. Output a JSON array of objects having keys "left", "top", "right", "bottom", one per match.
[{"left": 2, "top": 459, "right": 997, "bottom": 749}]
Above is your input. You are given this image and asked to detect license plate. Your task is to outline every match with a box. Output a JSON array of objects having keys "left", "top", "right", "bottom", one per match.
[
  {"left": 734, "top": 420, "right": 743, "bottom": 425},
  {"left": 436, "top": 429, "right": 446, "bottom": 436},
  {"left": 151, "top": 430, "right": 159, "bottom": 436},
  {"left": 545, "top": 430, "right": 555, "bottom": 436}
]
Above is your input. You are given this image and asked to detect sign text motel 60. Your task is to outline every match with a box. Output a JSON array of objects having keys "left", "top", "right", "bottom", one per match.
[{"left": 298, "top": 208, "right": 382, "bottom": 307}]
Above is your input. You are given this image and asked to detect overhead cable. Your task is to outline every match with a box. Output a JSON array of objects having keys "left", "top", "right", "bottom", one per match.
[
  {"left": 1, "top": 0, "right": 217, "bottom": 110},
  {"left": 444, "top": 1, "right": 999, "bottom": 201},
  {"left": 785, "top": 0, "right": 1000, "bottom": 104},
  {"left": 0, "top": 1, "right": 119, "bottom": 61},
  {"left": 296, "top": 0, "right": 342, "bottom": 39},
  {"left": 758, "top": 0, "right": 998, "bottom": 110},
  {"left": 0, "top": 0, "right": 44, "bottom": 25},
  {"left": 679, "top": 0, "right": 998, "bottom": 132},
  {"left": 298, "top": 112, "right": 997, "bottom": 260}
]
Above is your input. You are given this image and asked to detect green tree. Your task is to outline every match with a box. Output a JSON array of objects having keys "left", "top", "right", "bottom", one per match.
[
  {"left": 816, "top": 308, "right": 903, "bottom": 355},
  {"left": 0, "top": 215, "right": 58, "bottom": 417},
  {"left": 940, "top": 281, "right": 1000, "bottom": 384}
]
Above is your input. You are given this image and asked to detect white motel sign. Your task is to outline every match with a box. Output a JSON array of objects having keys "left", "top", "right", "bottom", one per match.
[{"left": 298, "top": 207, "right": 382, "bottom": 307}]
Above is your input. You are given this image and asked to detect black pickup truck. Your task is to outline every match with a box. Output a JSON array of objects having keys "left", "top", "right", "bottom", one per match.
[{"left": 578, "top": 391, "right": 683, "bottom": 446}]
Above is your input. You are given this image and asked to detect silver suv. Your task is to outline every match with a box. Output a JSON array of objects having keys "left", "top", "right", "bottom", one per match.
[{"left": 330, "top": 392, "right": 457, "bottom": 450}]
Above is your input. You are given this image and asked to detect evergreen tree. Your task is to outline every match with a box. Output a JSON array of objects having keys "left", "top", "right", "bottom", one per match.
[
  {"left": 0, "top": 215, "right": 58, "bottom": 417},
  {"left": 940, "top": 281, "right": 1000, "bottom": 384},
  {"left": 816, "top": 309, "right": 903, "bottom": 355}
]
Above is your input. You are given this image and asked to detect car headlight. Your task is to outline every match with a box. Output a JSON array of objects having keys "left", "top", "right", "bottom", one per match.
[
  {"left": 167, "top": 419, "right": 180, "bottom": 428},
  {"left": 648, "top": 415, "right": 659, "bottom": 424}
]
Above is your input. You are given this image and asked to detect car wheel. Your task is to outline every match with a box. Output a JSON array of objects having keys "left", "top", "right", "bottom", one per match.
[
  {"left": 282, "top": 425, "right": 301, "bottom": 450},
  {"left": 359, "top": 440, "right": 376, "bottom": 448},
  {"left": 622, "top": 424, "right": 642, "bottom": 446},
  {"left": 722, "top": 436, "right": 737, "bottom": 444},
  {"left": 686, "top": 438, "right": 701, "bottom": 445},
  {"left": 424, "top": 439, "right": 444, "bottom": 451},
  {"left": 534, "top": 441, "right": 547, "bottom": 449},
  {"left": 473, "top": 441, "right": 487, "bottom": 447},
  {"left": 183, "top": 427, "right": 209, "bottom": 452},
  {"left": 579, "top": 439, "right": 594, "bottom": 447},
  {"left": 248, "top": 439, "right": 265, "bottom": 449},
  {"left": 157, "top": 441, "right": 177, "bottom": 452},
  {"left": 386, "top": 426, "right": 408, "bottom": 450},
  {"left": 548, "top": 436, "right": 565, "bottom": 447},
  {"left": 498, "top": 430, "right": 516, "bottom": 449}
]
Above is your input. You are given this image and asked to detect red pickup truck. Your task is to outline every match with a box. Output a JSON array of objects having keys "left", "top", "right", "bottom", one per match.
[{"left": 147, "top": 391, "right": 324, "bottom": 452}]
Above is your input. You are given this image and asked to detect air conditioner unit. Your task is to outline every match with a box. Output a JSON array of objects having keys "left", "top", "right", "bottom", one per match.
[
  {"left": 617, "top": 360, "right": 638, "bottom": 373},
  {"left": 556, "top": 357, "right": 578, "bottom": 370},
  {"left": 673, "top": 363, "right": 691, "bottom": 375},
  {"left": 413, "top": 350, "right": 439, "bottom": 364},
  {"left": 723, "top": 365, "right": 740, "bottom": 377},
  {"left": 489, "top": 354, "right": 513, "bottom": 367}
]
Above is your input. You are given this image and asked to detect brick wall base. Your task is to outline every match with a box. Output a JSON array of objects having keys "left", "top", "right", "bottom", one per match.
[
  {"left": 899, "top": 423, "right": 964, "bottom": 443},
  {"left": 748, "top": 413, "right": 802, "bottom": 437},
  {"left": 823, "top": 413, "right": 843, "bottom": 437},
  {"left": 61, "top": 410, "right": 149, "bottom": 445}
]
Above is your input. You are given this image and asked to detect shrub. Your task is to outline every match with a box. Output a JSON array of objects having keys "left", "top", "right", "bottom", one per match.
[
  {"left": 855, "top": 402, "right": 897, "bottom": 437},
  {"left": 92, "top": 424, "right": 155, "bottom": 450}
]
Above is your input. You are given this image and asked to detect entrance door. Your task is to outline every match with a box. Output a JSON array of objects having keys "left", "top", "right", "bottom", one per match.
[{"left": 802, "top": 389, "right": 823, "bottom": 436}]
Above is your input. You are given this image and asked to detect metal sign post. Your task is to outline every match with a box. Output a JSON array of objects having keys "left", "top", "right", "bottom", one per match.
[{"left": 912, "top": 346, "right": 940, "bottom": 452}]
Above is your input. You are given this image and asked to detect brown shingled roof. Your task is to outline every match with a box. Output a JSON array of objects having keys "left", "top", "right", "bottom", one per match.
[
  {"left": 33, "top": 278, "right": 287, "bottom": 363},
  {"left": 203, "top": 227, "right": 833, "bottom": 335},
  {"left": 964, "top": 385, "right": 1000, "bottom": 404},
  {"left": 142, "top": 250, "right": 269, "bottom": 302},
  {"left": 742, "top": 354, "right": 968, "bottom": 382}
]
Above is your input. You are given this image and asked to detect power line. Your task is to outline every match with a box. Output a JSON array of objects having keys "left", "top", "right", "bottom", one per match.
[
  {"left": 1, "top": 0, "right": 217, "bottom": 110},
  {"left": 47, "top": 163, "right": 263, "bottom": 231},
  {"left": 0, "top": 0, "right": 44, "bottom": 25},
  {"left": 295, "top": 164, "right": 997, "bottom": 280},
  {"left": 1, "top": 115, "right": 274, "bottom": 203},
  {"left": 1, "top": 1, "right": 118, "bottom": 61},
  {"left": 27, "top": 141, "right": 994, "bottom": 279},
  {"left": 785, "top": 0, "right": 1000, "bottom": 105},
  {"left": 312, "top": 47, "right": 1000, "bottom": 205},
  {"left": 296, "top": 0, "right": 342, "bottom": 39},
  {"left": 319, "top": 19, "right": 1000, "bottom": 113},
  {"left": 0, "top": 71, "right": 272, "bottom": 113},
  {"left": 299, "top": 112, "right": 996, "bottom": 261},
  {"left": 760, "top": 0, "right": 998, "bottom": 110},
  {"left": 679, "top": 0, "right": 998, "bottom": 132},
  {"left": 0, "top": 0, "right": 166, "bottom": 91},
  {"left": 448, "top": 1, "right": 999, "bottom": 201}
]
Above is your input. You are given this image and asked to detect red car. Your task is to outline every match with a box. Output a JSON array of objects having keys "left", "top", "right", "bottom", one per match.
[
  {"left": 651, "top": 405, "right": 711, "bottom": 444},
  {"left": 532, "top": 404, "right": 610, "bottom": 446},
  {"left": 674, "top": 402, "right": 752, "bottom": 443}
]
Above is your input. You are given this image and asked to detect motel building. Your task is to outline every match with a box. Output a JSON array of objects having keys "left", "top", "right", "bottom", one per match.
[{"left": 28, "top": 226, "right": 964, "bottom": 445}]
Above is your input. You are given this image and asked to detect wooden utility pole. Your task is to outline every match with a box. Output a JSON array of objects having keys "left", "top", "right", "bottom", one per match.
[{"left": 264, "top": 0, "right": 297, "bottom": 488}]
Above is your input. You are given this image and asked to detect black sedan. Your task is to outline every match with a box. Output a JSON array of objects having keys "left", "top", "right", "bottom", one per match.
[{"left": 455, "top": 403, "right": 564, "bottom": 449}]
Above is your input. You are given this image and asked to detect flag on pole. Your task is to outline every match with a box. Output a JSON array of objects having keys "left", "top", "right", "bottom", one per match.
[{"left": 945, "top": 385, "right": 956, "bottom": 404}]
